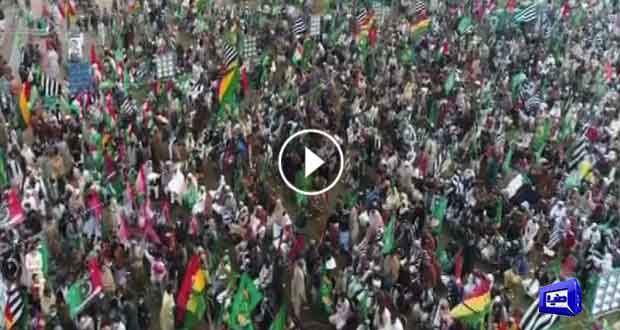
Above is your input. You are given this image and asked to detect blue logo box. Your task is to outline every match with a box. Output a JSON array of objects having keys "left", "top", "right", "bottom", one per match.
[{"left": 539, "top": 278, "right": 582, "bottom": 317}]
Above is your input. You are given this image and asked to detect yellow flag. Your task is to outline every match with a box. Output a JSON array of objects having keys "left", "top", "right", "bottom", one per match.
[
  {"left": 192, "top": 269, "right": 206, "bottom": 292},
  {"left": 19, "top": 84, "right": 30, "bottom": 126}
]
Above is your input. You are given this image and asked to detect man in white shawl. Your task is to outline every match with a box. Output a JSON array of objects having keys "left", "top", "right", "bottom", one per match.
[
  {"left": 160, "top": 285, "right": 175, "bottom": 330},
  {"left": 290, "top": 259, "right": 307, "bottom": 318},
  {"left": 329, "top": 296, "right": 351, "bottom": 330},
  {"left": 166, "top": 163, "right": 186, "bottom": 204}
]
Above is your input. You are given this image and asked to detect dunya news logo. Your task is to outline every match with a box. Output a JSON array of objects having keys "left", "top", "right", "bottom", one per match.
[{"left": 539, "top": 278, "right": 582, "bottom": 317}]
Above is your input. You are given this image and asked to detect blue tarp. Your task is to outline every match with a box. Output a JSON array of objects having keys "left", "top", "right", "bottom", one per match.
[{"left": 68, "top": 62, "right": 93, "bottom": 96}]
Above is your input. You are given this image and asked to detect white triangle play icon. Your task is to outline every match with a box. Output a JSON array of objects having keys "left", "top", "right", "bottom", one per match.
[{"left": 304, "top": 147, "right": 325, "bottom": 177}]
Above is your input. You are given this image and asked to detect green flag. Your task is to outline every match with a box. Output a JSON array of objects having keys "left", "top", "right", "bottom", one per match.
[
  {"left": 495, "top": 199, "right": 503, "bottom": 224},
  {"left": 382, "top": 214, "right": 397, "bottom": 255},
  {"left": 503, "top": 144, "right": 514, "bottom": 174},
  {"left": 294, "top": 169, "right": 311, "bottom": 208},
  {"left": 228, "top": 274, "right": 263, "bottom": 330},
  {"left": 564, "top": 171, "right": 581, "bottom": 190},
  {"left": 269, "top": 304, "right": 288, "bottom": 330},
  {"left": 431, "top": 196, "right": 448, "bottom": 235},
  {"left": 457, "top": 16, "right": 473, "bottom": 34},
  {"left": 39, "top": 240, "right": 49, "bottom": 279},
  {"left": 533, "top": 117, "right": 551, "bottom": 162},
  {"left": 183, "top": 291, "right": 207, "bottom": 330},
  {"left": 444, "top": 70, "right": 456, "bottom": 95},
  {"left": 559, "top": 112, "right": 575, "bottom": 141},
  {"left": 511, "top": 73, "right": 527, "bottom": 101},
  {"left": 196, "top": 0, "right": 208, "bottom": 14},
  {"left": 183, "top": 184, "right": 200, "bottom": 210},
  {"left": 320, "top": 270, "right": 334, "bottom": 314},
  {"left": 30, "top": 85, "right": 39, "bottom": 107},
  {"left": 123, "top": 66, "right": 130, "bottom": 95},
  {"left": 67, "top": 280, "right": 92, "bottom": 318},
  {"left": 0, "top": 149, "right": 9, "bottom": 188},
  {"left": 218, "top": 66, "right": 241, "bottom": 121}
]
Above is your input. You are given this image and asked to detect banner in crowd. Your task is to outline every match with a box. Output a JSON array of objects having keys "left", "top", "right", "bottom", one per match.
[{"left": 68, "top": 62, "right": 93, "bottom": 95}]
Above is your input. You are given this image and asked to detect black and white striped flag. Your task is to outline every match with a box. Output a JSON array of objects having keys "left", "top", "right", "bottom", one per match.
[
  {"left": 496, "top": 125, "right": 506, "bottom": 150},
  {"left": 433, "top": 147, "right": 448, "bottom": 176},
  {"left": 120, "top": 98, "right": 137, "bottom": 116},
  {"left": 39, "top": 73, "right": 62, "bottom": 97},
  {"left": 135, "top": 63, "right": 150, "bottom": 81},
  {"left": 414, "top": 0, "right": 427, "bottom": 15},
  {"left": 525, "top": 95, "right": 545, "bottom": 114},
  {"left": 546, "top": 219, "right": 565, "bottom": 248},
  {"left": 189, "top": 81, "right": 205, "bottom": 101},
  {"left": 4, "top": 283, "right": 24, "bottom": 328},
  {"left": 514, "top": 3, "right": 539, "bottom": 23},
  {"left": 223, "top": 43, "right": 238, "bottom": 69},
  {"left": 586, "top": 246, "right": 604, "bottom": 269},
  {"left": 520, "top": 296, "right": 558, "bottom": 330},
  {"left": 293, "top": 16, "right": 307, "bottom": 39},
  {"left": 568, "top": 135, "right": 589, "bottom": 171},
  {"left": 357, "top": 8, "right": 369, "bottom": 27},
  {"left": 449, "top": 171, "right": 474, "bottom": 199}
]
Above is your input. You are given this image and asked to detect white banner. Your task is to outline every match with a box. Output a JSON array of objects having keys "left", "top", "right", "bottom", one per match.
[{"left": 69, "top": 34, "right": 84, "bottom": 60}]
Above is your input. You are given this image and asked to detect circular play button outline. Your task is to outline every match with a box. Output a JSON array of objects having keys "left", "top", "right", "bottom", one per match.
[{"left": 278, "top": 129, "right": 344, "bottom": 196}]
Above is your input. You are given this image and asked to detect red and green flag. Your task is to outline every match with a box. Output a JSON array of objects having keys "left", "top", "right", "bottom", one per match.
[
  {"left": 177, "top": 255, "right": 208, "bottom": 329},
  {"left": 66, "top": 258, "right": 103, "bottom": 318}
]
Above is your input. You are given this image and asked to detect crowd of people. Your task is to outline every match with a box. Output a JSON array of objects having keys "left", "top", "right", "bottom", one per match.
[{"left": 1, "top": 0, "right": 620, "bottom": 329}]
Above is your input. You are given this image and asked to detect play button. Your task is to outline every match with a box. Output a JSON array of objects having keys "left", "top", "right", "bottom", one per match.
[
  {"left": 304, "top": 147, "right": 325, "bottom": 177},
  {"left": 278, "top": 129, "right": 344, "bottom": 196}
]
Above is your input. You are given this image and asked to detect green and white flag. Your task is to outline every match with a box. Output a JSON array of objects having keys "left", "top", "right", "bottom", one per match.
[{"left": 513, "top": 2, "right": 539, "bottom": 23}]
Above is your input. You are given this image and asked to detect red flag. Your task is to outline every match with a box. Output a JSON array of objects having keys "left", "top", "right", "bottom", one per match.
[
  {"left": 136, "top": 163, "right": 147, "bottom": 195},
  {"left": 369, "top": 25, "right": 378, "bottom": 47},
  {"left": 473, "top": 0, "right": 484, "bottom": 21},
  {"left": 606, "top": 62, "right": 614, "bottom": 82},
  {"left": 7, "top": 188, "right": 25, "bottom": 225},
  {"left": 42, "top": 3, "right": 51, "bottom": 17},
  {"left": 464, "top": 271, "right": 492, "bottom": 299},
  {"left": 87, "top": 258, "right": 103, "bottom": 291},
  {"left": 240, "top": 66, "right": 249, "bottom": 95},
  {"left": 162, "top": 199, "right": 171, "bottom": 223},
  {"left": 176, "top": 255, "right": 201, "bottom": 321},
  {"left": 56, "top": 2, "right": 65, "bottom": 20},
  {"left": 118, "top": 213, "right": 129, "bottom": 243},
  {"left": 561, "top": 1, "right": 571, "bottom": 19},
  {"left": 106, "top": 92, "right": 116, "bottom": 121},
  {"left": 486, "top": 0, "right": 496, "bottom": 14},
  {"left": 88, "top": 189, "right": 103, "bottom": 221},
  {"left": 417, "top": 152, "right": 429, "bottom": 177},
  {"left": 125, "top": 179, "right": 134, "bottom": 208},
  {"left": 506, "top": 0, "right": 517, "bottom": 13},
  {"left": 90, "top": 45, "right": 102, "bottom": 71},
  {"left": 454, "top": 248, "right": 464, "bottom": 287},
  {"left": 189, "top": 216, "right": 199, "bottom": 236}
]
